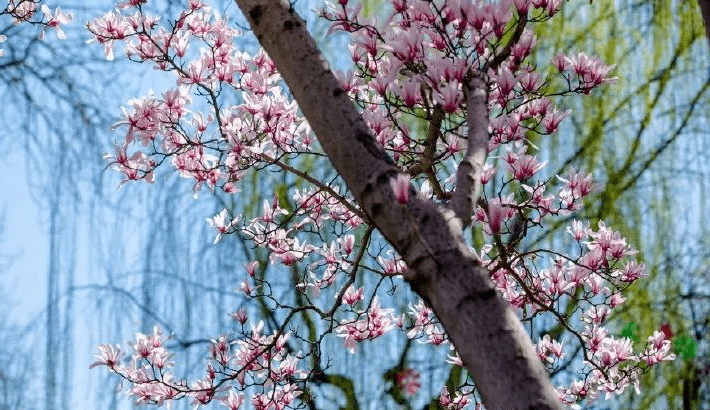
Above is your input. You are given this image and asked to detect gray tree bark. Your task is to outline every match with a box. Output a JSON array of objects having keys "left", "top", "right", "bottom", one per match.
[
  {"left": 234, "top": 1, "right": 562, "bottom": 409},
  {"left": 699, "top": 0, "right": 710, "bottom": 46}
]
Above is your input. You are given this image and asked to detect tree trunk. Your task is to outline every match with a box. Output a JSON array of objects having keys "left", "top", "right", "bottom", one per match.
[
  {"left": 234, "top": 1, "right": 562, "bottom": 409},
  {"left": 699, "top": 0, "right": 710, "bottom": 46}
]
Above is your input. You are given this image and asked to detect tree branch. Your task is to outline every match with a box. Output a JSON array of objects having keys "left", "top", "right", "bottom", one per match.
[
  {"left": 452, "top": 74, "right": 489, "bottom": 228},
  {"left": 260, "top": 153, "right": 368, "bottom": 222},
  {"left": 407, "top": 104, "right": 444, "bottom": 177}
]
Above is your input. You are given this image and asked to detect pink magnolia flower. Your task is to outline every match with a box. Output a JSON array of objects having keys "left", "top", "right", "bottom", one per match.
[
  {"left": 544, "top": 0, "right": 563, "bottom": 16},
  {"left": 552, "top": 51, "right": 569, "bottom": 72},
  {"left": 487, "top": 203, "right": 505, "bottom": 234},
  {"left": 221, "top": 390, "right": 245, "bottom": 410},
  {"left": 495, "top": 66, "right": 517, "bottom": 99},
  {"left": 149, "top": 347, "right": 173, "bottom": 369},
  {"left": 557, "top": 167, "right": 596, "bottom": 208},
  {"left": 617, "top": 261, "right": 646, "bottom": 282},
  {"left": 566, "top": 219, "right": 590, "bottom": 241},
  {"left": 480, "top": 163, "right": 497, "bottom": 185},
  {"left": 541, "top": 107, "right": 569, "bottom": 134},
  {"left": 7, "top": 0, "right": 38, "bottom": 22},
  {"left": 485, "top": 195, "right": 517, "bottom": 234},
  {"left": 444, "top": 135, "right": 463, "bottom": 155},
  {"left": 370, "top": 76, "right": 390, "bottom": 95},
  {"left": 336, "top": 296, "right": 396, "bottom": 353},
  {"left": 342, "top": 285, "right": 364, "bottom": 306},
  {"left": 489, "top": 1, "right": 511, "bottom": 38},
  {"left": 89, "top": 344, "right": 124, "bottom": 369},
  {"left": 446, "top": 352, "right": 463, "bottom": 367},
  {"left": 207, "top": 209, "right": 240, "bottom": 244},
  {"left": 569, "top": 52, "right": 617, "bottom": 89},
  {"left": 245, "top": 260, "right": 259, "bottom": 276},
  {"left": 542, "top": 264, "right": 573, "bottom": 296},
  {"left": 0, "top": 35, "right": 7, "bottom": 58},
  {"left": 390, "top": 173, "right": 411, "bottom": 204},
  {"left": 384, "top": 22, "right": 424, "bottom": 63},
  {"left": 338, "top": 234, "right": 355, "bottom": 255},
  {"left": 587, "top": 221, "right": 625, "bottom": 256},
  {"left": 38, "top": 5, "right": 73, "bottom": 40},
  {"left": 585, "top": 325, "right": 609, "bottom": 353},
  {"left": 437, "top": 80, "right": 462, "bottom": 113},
  {"left": 537, "top": 334, "right": 565, "bottom": 363},
  {"left": 513, "top": 0, "right": 531, "bottom": 14},
  {"left": 406, "top": 300, "right": 448, "bottom": 345},
  {"left": 188, "top": 377, "right": 215, "bottom": 406},
  {"left": 583, "top": 304, "right": 609, "bottom": 324},
  {"left": 609, "top": 292, "right": 627, "bottom": 308},
  {"left": 181, "top": 59, "right": 208, "bottom": 86},
  {"left": 230, "top": 308, "right": 248, "bottom": 324},
  {"left": 277, "top": 354, "right": 304, "bottom": 378},
  {"left": 239, "top": 279, "right": 258, "bottom": 296},
  {"left": 521, "top": 182, "right": 555, "bottom": 218},
  {"left": 519, "top": 70, "right": 542, "bottom": 93},
  {"left": 377, "top": 254, "right": 407, "bottom": 276},
  {"left": 439, "top": 386, "right": 470, "bottom": 410},
  {"left": 396, "top": 368, "right": 421, "bottom": 397},
  {"left": 392, "top": 0, "right": 406, "bottom": 13},
  {"left": 209, "top": 336, "right": 231, "bottom": 366},
  {"left": 508, "top": 153, "right": 547, "bottom": 181},
  {"left": 642, "top": 331, "right": 676, "bottom": 365},
  {"left": 261, "top": 197, "right": 288, "bottom": 223},
  {"left": 399, "top": 78, "right": 421, "bottom": 108},
  {"left": 146, "top": 376, "right": 180, "bottom": 408}
]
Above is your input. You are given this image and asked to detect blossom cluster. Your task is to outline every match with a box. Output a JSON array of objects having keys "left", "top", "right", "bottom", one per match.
[
  {"left": 336, "top": 296, "right": 397, "bottom": 353},
  {"left": 92, "top": 3, "right": 313, "bottom": 196},
  {"left": 0, "top": 1, "right": 73, "bottom": 58},
  {"left": 90, "top": 323, "right": 306, "bottom": 409},
  {"left": 396, "top": 368, "right": 421, "bottom": 398}
]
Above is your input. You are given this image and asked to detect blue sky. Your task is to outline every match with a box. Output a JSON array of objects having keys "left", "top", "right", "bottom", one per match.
[{"left": 2, "top": 151, "right": 49, "bottom": 318}]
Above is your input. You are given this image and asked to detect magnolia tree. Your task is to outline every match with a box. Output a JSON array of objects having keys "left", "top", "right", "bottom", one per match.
[{"left": 2, "top": 0, "right": 682, "bottom": 409}]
